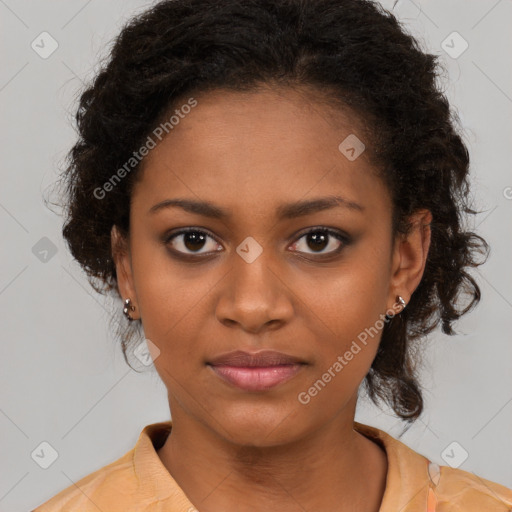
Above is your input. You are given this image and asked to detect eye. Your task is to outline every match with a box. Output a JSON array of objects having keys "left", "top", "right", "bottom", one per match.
[
  {"left": 164, "top": 226, "right": 351, "bottom": 259},
  {"left": 165, "top": 228, "right": 222, "bottom": 256},
  {"left": 289, "top": 227, "right": 350, "bottom": 256}
]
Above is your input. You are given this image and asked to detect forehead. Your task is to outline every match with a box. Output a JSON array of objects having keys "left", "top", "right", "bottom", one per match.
[{"left": 131, "top": 87, "right": 390, "bottom": 221}]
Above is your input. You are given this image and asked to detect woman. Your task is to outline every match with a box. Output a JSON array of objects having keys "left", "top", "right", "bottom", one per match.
[{"left": 33, "top": 0, "right": 512, "bottom": 510}]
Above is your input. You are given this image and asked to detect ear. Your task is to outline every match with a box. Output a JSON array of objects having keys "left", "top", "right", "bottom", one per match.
[
  {"left": 388, "top": 209, "right": 432, "bottom": 309},
  {"left": 111, "top": 225, "right": 139, "bottom": 319}
]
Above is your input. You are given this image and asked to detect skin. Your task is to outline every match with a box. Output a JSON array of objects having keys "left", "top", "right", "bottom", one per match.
[{"left": 112, "top": 86, "right": 432, "bottom": 512}]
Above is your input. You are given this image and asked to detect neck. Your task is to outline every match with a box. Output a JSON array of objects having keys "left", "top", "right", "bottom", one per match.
[{"left": 157, "top": 397, "right": 387, "bottom": 512}]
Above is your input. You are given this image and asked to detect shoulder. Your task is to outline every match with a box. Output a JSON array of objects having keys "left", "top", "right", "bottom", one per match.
[
  {"left": 31, "top": 450, "right": 140, "bottom": 512},
  {"left": 434, "top": 464, "right": 512, "bottom": 511},
  {"left": 354, "top": 421, "right": 512, "bottom": 511},
  {"left": 31, "top": 421, "right": 181, "bottom": 512}
]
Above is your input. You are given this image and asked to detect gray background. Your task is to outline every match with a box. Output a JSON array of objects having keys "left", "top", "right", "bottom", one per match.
[{"left": 1, "top": 0, "right": 511, "bottom": 510}]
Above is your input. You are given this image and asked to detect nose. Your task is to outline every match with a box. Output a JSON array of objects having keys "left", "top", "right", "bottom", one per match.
[{"left": 215, "top": 251, "right": 294, "bottom": 334}]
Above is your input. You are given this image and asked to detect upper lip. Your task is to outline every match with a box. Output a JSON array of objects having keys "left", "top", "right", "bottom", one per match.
[{"left": 207, "top": 350, "right": 306, "bottom": 367}]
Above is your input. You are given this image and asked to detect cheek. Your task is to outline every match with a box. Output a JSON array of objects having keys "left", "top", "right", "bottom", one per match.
[
  {"left": 128, "top": 242, "right": 208, "bottom": 354},
  {"left": 139, "top": 279, "right": 210, "bottom": 395},
  {"left": 312, "top": 253, "right": 390, "bottom": 338},
  {"left": 293, "top": 278, "right": 386, "bottom": 417},
  {"left": 299, "top": 249, "right": 390, "bottom": 382},
  {"left": 136, "top": 276, "right": 210, "bottom": 358}
]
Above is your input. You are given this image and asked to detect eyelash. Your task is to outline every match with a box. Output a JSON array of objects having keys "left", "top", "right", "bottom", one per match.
[{"left": 163, "top": 226, "right": 351, "bottom": 260}]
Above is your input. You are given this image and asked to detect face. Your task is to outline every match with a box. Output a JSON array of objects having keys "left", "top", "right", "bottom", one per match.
[{"left": 112, "top": 86, "right": 431, "bottom": 447}]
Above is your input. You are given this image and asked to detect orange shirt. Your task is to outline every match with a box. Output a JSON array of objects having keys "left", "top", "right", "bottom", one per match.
[{"left": 32, "top": 420, "right": 512, "bottom": 511}]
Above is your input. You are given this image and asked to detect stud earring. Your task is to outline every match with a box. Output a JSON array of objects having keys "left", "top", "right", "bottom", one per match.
[
  {"left": 123, "top": 298, "right": 136, "bottom": 321},
  {"left": 396, "top": 295, "right": 406, "bottom": 312}
]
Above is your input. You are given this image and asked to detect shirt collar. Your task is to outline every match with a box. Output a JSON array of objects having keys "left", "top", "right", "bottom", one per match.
[
  {"left": 353, "top": 421, "right": 432, "bottom": 511},
  {"left": 133, "top": 420, "right": 432, "bottom": 511}
]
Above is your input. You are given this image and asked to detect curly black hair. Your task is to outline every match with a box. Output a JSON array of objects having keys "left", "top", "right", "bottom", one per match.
[{"left": 51, "top": 0, "right": 489, "bottom": 426}]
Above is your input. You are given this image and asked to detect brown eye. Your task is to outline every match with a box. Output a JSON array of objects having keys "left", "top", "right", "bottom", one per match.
[
  {"left": 290, "top": 228, "right": 349, "bottom": 256},
  {"left": 166, "top": 229, "right": 222, "bottom": 255}
]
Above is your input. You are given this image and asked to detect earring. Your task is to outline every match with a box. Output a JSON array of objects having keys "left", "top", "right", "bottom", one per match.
[
  {"left": 123, "top": 298, "right": 136, "bottom": 321},
  {"left": 396, "top": 295, "right": 406, "bottom": 312}
]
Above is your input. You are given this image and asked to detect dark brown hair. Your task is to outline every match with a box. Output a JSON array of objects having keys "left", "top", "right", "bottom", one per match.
[{"left": 51, "top": 0, "right": 489, "bottom": 427}]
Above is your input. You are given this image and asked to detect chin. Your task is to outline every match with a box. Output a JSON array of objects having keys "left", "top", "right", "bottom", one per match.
[{"left": 211, "top": 402, "right": 306, "bottom": 447}]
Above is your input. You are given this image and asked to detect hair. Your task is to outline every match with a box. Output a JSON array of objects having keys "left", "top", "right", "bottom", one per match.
[{"left": 51, "top": 0, "right": 489, "bottom": 427}]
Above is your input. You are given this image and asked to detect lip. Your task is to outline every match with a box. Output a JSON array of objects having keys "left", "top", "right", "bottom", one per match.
[
  {"left": 207, "top": 350, "right": 307, "bottom": 392},
  {"left": 207, "top": 349, "right": 305, "bottom": 367},
  {"left": 208, "top": 364, "right": 305, "bottom": 391}
]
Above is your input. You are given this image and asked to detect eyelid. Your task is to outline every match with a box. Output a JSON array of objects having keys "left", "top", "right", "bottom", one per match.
[
  {"left": 289, "top": 226, "right": 350, "bottom": 256},
  {"left": 164, "top": 226, "right": 223, "bottom": 253},
  {"left": 165, "top": 226, "right": 221, "bottom": 243},
  {"left": 291, "top": 225, "right": 350, "bottom": 244}
]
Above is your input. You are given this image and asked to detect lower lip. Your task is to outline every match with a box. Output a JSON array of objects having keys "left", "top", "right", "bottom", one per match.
[{"left": 208, "top": 364, "right": 304, "bottom": 391}]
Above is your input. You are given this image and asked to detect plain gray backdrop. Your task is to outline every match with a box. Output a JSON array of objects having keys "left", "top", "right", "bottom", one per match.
[{"left": 1, "top": 0, "right": 511, "bottom": 510}]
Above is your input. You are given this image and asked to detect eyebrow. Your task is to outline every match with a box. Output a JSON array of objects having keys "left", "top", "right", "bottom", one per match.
[{"left": 148, "top": 195, "right": 365, "bottom": 220}]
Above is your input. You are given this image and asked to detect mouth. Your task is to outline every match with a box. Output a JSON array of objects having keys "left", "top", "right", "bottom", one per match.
[
  {"left": 206, "top": 363, "right": 306, "bottom": 392},
  {"left": 206, "top": 349, "right": 308, "bottom": 392}
]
